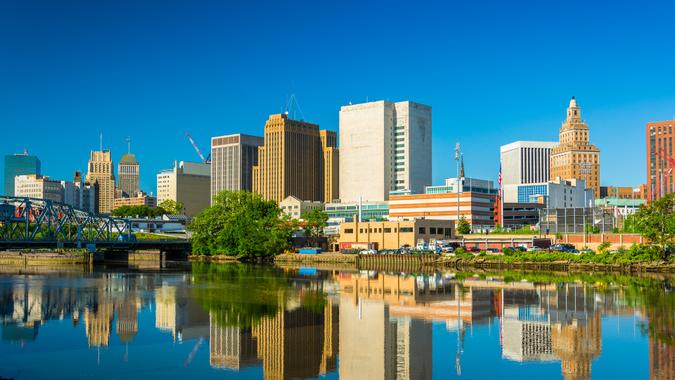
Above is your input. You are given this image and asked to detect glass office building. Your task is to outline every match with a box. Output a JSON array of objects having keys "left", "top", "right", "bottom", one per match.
[{"left": 4, "top": 154, "right": 41, "bottom": 196}]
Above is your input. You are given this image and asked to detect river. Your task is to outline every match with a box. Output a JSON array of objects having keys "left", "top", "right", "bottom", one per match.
[{"left": 0, "top": 263, "right": 672, "bottom": 379}]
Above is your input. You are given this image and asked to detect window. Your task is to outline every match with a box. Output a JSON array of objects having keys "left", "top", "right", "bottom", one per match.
[
  {"left": 400, "top": 227, "right": 412, "bottom": 233},
  {"left": 344, "top": 228, "right": 353, "bottom": 234},
  {"left": 418, "top": 227, "right": 426, "bottom": 234},
  {"left": 384, "top": 228, "right": 392, "bottom": 233},
  {"left": 430, "top": 227, "right": 437, "bottom": 234},
  {"left": 444, "top": 228, "right": 452, "bottom": 237}
]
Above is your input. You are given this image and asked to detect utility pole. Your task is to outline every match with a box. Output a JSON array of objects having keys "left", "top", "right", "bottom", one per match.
[{"left": 455, "top": 143, "right": 461, "bottom": 228}]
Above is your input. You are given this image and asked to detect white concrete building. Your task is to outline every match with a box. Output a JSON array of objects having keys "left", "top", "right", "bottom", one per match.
[
  {"left": 14, "top": 174, "right": 63, "bottom": 203},
  {"left": 339, "top": 100, "right": 432, "bottom": 203},
  {"left": 14, "top": 174, "right": 96, "bottom": 212},
  {"left": 500, "top": 141, "right": 557, "bottom": 186},
  {"left": 503, "top": 177, "right": 594, "bottom": 208},
  {"left": 279, "top": 195, "right": 323, "bottom": 220},
  {"left": 156, "top": 161, "right": 211, "bottom": 217}
]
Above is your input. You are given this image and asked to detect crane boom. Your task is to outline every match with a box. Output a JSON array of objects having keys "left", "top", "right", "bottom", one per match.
[
  {"left": 657, "top": 149, "right": 675, "bottom": 167},
  {"left": 185, "top": 132, "right": 206, "bottom": 163}
]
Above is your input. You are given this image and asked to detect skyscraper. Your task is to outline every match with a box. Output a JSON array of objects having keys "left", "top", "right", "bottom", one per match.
[
  {"left": 320, "top": 130, "right": 339, "bottom": 202},
  {"left": 500, "top": 141, "right": 557, "bottom": 186},
  {"left": 3, "top": 152, "right": 41, "bottom": 196},
  {"left": 85, "top": 150, "right": 116, "bottom": 214},
  {"left": 117, "top": 153, "right": 140, "bottom": 198},
  {"left": 339, "top": 100, "right": 432, "bottom": 202},
  {"left": 550, "top": 97, "right": 601, "bottom": 197},
  {"left": 646, "top": 120, "right": 675, "bottom": 201},
  {"left": 210, "top": 133, "right": 263, "bottom": 202},
  {"left": 252, "top": 113, "right": 334, "bottom": 203}
]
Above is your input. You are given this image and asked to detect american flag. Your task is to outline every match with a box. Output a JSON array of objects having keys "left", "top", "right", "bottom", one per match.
[{"left": 498, "top": 164, "right": 502, "bottom": 188}]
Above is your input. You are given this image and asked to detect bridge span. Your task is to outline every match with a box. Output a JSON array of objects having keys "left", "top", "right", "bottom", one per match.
[{"left": 0, "top": 196, "right": 190, "bottom": 254}]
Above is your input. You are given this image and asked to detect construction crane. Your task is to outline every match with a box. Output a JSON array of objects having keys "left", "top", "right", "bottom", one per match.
[
  {"left": 185, "top": 132, "right": 211, "bottom": 164},
  {"left": 655, "top": 149, "right": 675, "bottom": 198}
]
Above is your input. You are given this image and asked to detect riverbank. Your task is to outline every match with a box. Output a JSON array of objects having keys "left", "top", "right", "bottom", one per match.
[
  {"left": 269, "top": 252, "right": 675, "bottom": 274},
  {"left": 0, "top": 250, "right": 92, "bottom": 266}
]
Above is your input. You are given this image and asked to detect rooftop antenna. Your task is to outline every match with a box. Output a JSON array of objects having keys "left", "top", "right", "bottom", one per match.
[
  {"left": 23, "top": 148, "right": 28, "bottom": 155},
  {"left": 284, "top": 93, "right": 305, "bottom": 121},
  {"left": 125, "top": 136, "right": 131, "bottom": 154},
  {"left": 99, "top": 132, "right": 103, "bottom": 151}
]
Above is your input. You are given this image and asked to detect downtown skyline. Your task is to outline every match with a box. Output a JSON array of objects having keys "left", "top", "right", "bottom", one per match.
[{"left": 2, "top": 0, "right": 675, "bottom": 192}]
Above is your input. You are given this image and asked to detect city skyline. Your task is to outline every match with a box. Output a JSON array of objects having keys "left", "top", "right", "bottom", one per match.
[{"left": 2, "top": 1, "right": 675, "bottom": 192}]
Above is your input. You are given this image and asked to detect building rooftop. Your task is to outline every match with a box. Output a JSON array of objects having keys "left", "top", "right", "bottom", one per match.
[{"left": 119, "top": 153, "right": 139, "bottom": 164}]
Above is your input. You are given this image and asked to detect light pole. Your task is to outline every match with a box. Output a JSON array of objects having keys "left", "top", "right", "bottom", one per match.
[{"left": 455, "top": 143, "right": 461, "bottom": 230}]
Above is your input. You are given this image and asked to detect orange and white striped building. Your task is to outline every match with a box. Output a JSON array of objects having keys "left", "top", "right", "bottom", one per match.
[{"left": 389, "top": 191, "right": 496, "bottom": 228}]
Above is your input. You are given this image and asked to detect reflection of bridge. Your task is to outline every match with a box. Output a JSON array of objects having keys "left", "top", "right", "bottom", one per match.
[{"left": 0, "top": 196, "right": 189, "bottom": 252}]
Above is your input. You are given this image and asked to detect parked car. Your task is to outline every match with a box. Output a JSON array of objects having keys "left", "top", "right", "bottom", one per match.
[
  {"left": 486, "top": 248, "right": 500, "bottom": 253},
  {"left": 466, "top": 246, "right": 481, "bottom": 253},
  {"left": 550, "top": 244, "right": 578, "bottom": 253},
  {"left": 441, "top": 245, "right": 455, "bottom": 253},
  {"left": 359, "top": 249, "right": 377, "bottom": 255}
]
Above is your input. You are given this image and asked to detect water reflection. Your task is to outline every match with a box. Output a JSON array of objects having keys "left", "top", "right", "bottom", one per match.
[{"left": 0, "top": 267, "right": 672, "bottom": 380}]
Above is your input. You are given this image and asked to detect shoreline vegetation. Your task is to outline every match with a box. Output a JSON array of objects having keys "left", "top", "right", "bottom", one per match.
[{"left": 183, "top": 191, "right": 675, "bottom": 274}]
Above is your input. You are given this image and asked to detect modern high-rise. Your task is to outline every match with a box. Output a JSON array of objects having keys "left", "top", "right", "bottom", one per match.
[
  {"left": 320, "top": 130, "right": 339, "bottom": 202},
  {"left": 156, "top": 161, "right": 210, "bottom": 217},
  {"left": 339, "top": 100, "right": 431, "bottom": 202},
  {"left": 500, "top": 141, "right": 557, "bottom": 186},
  {"left": 252, "top": 113, "right": 335, "bottom": 203},
  {"left": 85, "top": 150, "right": 116, "bottom": 214},
  {"left": 117, "top": 153, "right": 140, "bottom": 198},
  {"left": 646, "top": 119, "right": 675, "bottom": 201},
  {"left": 210, "top": 134, "right": 263, "bottom": 202},
  {"left": 4, "top": 152, "right": 41, "bottom": 196},
  {"left": 550, "top": 97, "right": 601, "bottom": 196}
]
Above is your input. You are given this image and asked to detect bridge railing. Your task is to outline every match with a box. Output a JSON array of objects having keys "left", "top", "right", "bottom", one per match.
[{"left": 0, "top": 195, "right": 131, "bottom": 244}]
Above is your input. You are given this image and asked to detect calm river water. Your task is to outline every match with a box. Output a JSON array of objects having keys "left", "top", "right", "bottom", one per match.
[{"left": 0, "top": 264, "right": 672, "bottom": 379}]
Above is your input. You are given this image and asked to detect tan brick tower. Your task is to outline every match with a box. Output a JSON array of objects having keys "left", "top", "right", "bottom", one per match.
[{"left": 550, "top": 97, "right": 601, "bottom": 198}]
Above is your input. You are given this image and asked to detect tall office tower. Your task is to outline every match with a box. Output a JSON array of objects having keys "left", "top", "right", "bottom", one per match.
[
  {"left": 500, "top": 141, "right": 558, "bottom": 186},
  {"left": 4, "top": 152, "right": 41, "bottom": 196},
  {"left": 85, "top": 150, "right": 116, "bottom": 214},
  {"left": 252, "top": 113, "right": 331, "bottom": 203},
  {"left": 646, "top": 120, "right": 675, "bottom": 201},
  {"left": 339, "top": 100, "right": 432, "bottom": 202},
  {"left": 550, "top": 97, "right": 601, "bottom": 197},
  {"left": 156, "top": 161, "right": 210, "bottom": 217},
  {"left": 320, "top": 130, "right": 339, "bottom": 202},
  {"left": 210, "top": 134, "right": 263, "bottom": 202},
  {"left": 117, "top": 153, "right": 140, "bottom": 197}
]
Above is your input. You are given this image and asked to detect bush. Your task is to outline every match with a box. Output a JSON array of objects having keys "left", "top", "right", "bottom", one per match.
[{"left": 597, "top": 241, "right": 611, "bottom": 253}]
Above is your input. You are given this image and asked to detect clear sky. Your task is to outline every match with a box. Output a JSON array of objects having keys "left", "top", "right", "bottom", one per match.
[{"left": 2, "top": 0, "right": 674, "bottom": 193}]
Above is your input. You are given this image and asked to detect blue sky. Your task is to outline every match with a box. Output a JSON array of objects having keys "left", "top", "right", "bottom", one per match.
[{"left": 2, "top": 0, "right": 675, "bottom": 193}]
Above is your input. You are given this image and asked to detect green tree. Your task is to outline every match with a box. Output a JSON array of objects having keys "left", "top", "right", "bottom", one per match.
[
  {"left": 301, "top": 208, "right": 328, "bottom": 246},
  {"left": 633, "top": 194, "right": 675, "bottom": 259},
  {"left": 188, "top": 191, "right": 295, "bottom": 257},
  {"left": 159, "top": 199, "right": 184, "bottom": 215},
  {"left": 457, "top": 217, "right": 471, "bottom": 235}
]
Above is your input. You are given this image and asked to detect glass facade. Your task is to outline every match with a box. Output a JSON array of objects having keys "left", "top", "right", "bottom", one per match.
[
  {"left": 4, "top": 154, "right": 41, "bottom": 196},
  {"left": 517, "top": 184, "right": 548, "bottom": 203},
  {"left": 324, "top": 203, "right": 389, "bottom": 221}
]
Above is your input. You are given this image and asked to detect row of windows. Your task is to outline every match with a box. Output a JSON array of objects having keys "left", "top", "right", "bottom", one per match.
[{"left": 346, "top": 226, "right": 451, "bottom": 236}]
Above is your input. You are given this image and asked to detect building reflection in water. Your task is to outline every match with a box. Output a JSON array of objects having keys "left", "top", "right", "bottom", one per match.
[{"left": 0, "top": 269, "right": 671, "bottom": 380}]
